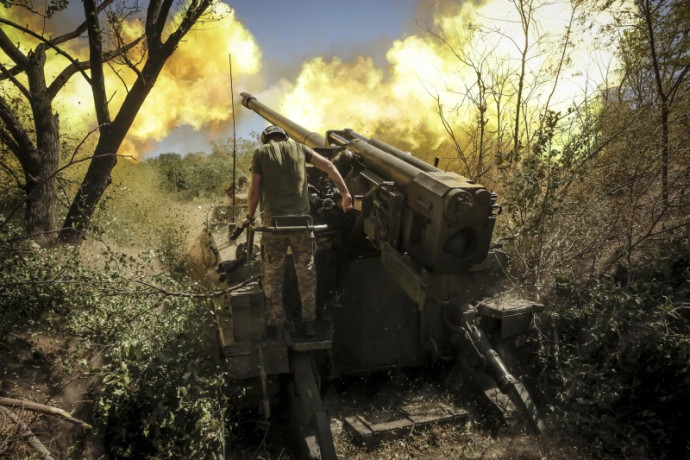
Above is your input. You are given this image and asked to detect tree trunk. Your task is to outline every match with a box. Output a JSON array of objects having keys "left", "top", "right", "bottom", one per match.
[
  {"left": 56, "top": 0, "right": 212, "bottom": 244},
  {"left": 59, "top": 55, "right": 167, "bottom": 244},
  {"left": 661, "top": 101, "right": 669, "bottom": 206},
  {"left": 58, "top": 135, "right": 117, "bottom": 243},
  {"left": 477, "top": 75, "right": 486, "bottom": 181},
  {"left": 24, "top": 146, "right": 58, "bottom": 238},
  {"left": 512, "top": 0, "right": 532, "bottom": 162},
  {"left": 24, "top": 51, "right": 60, "bottom": 238}
]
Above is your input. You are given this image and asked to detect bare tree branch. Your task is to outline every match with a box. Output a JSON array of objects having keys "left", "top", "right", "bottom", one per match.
[
  {"left": 47, "top": 35, "right": 145, "bottom": 99},
  {"left": 49, "top": 0, "right": 115, "bottom": 46},
  {"left": 0, "top": 274, "right": 261, "bottom": 300},
  {"left": 0, "top": 398, "right": 92, "bottom": 429},
  {"left": 0, "top": 62, "right": 30, "bottom": 99},
  {"left": 155, "top": 0, "right": 177, "bottom": 44},
  {"left": 83, "top": 0, "right": 111, "bottom": 126},
  {"left": 0, "top": 25, "right": 29, "bottom": 67},
  {"left": 0, "top": 95, "right": 36, "bottom": 170},
  {"left": 0, "top": 18, "right": 92, "bottom": 86},
  {"left": 0, "top": 406, "right": 56, "bottom": 460},
  {"left": 0, "top": 156, "right": 24, "bottom": 190},
  {"left": 436, "top": 95, "right": 472, "bottom": 177}
]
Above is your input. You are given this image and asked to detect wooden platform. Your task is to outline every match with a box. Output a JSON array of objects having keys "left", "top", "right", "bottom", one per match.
[{"left": 343, "top": 402, "right": 469, "bottom": 447}]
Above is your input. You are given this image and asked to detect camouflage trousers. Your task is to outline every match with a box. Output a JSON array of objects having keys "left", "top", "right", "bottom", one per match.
[{"left": 260, "top": 231, "right": 316, "bottom": 327}]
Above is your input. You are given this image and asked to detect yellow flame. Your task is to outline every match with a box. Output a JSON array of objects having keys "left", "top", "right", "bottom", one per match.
[
  {"left": 275, "top": 0, "right": 619, "bottom": 154},
  {"left": 2, "top": 0, "right": 622, "bottom": 162},
  {"left": 130, "top": 4, "right": 260, "bottom": 136},
  {"left": 1, "top": 3, "right": 262, "bottom": 159}
]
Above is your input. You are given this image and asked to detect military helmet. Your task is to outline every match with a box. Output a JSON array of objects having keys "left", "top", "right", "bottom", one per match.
[{"left": 261, "top": 125, "right": 288, "bottom": 144}]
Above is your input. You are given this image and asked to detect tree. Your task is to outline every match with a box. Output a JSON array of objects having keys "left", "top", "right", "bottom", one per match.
[
  {"left": 0, "top": 0, "right": 215, "bottom": 243},
  {"left": 509, "top": 0, "right": 536, "bottom": 160},
  {"left": 632, "top": 0, "right": 690, "bottom": 206},
  {"left": 595, "top": 0, "right": 690, "bottom": 206},
  {"left": 427, "top": 23, "right": 497, "bottom": 182},
  {"left": 573, "top": 0, "right": 690, "bottom": 270}
]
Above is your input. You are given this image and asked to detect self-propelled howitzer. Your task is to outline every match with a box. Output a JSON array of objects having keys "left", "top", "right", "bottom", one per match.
[
  {"left": 240, "top": 92, "right": 496, "bottom": 274},
  {"left": 203, "top": 92, "right": 545, "bottom": 459}
]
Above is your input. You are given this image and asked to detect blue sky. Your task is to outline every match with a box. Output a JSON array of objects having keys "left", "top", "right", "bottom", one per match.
[{"left": 231, "top": 0, "right": 422, "bottom": 71}]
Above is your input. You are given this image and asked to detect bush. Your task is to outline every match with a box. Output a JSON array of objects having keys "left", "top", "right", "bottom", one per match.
[
  {"left": 0, "top": 228, "right": 233, "bottom": 458},
  {"left": 539, "top": 239, "right": 690, "bottom": 458},
  {"left": 150, "top": 139, "right": 256, "bottom": 200}
]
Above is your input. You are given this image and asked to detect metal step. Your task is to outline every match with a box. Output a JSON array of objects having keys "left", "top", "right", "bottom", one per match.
[{"left": 286, "top": 318, "right": 333, "bottom": 352}]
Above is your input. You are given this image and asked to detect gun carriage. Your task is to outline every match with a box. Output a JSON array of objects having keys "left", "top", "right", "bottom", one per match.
[{"left": 200, "top": 93, "right": 545, "bottom": 459}]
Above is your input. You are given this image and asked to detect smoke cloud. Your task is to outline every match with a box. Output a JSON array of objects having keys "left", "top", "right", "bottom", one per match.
[{"left": 2, "top": 0, "right": 618, "bottom": 159}]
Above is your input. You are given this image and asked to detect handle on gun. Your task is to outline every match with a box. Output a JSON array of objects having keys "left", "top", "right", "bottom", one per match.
[
  {"left": 230, "top": 225, "right": 245, "bottom": 240},
  {"left": 256, "top": 224, "right": 328, "bottom": 233}
]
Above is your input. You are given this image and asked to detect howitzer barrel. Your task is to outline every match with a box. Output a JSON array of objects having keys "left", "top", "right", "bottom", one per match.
[
  {"left": 329, "top": 129, "right": 439, "bottom": 187},
  {"left": 347, "top": 138, "right": 422, "bottom": 187},
  {"left": 361, "top": 134, "right": 440, "bottom": 174},
  {"left": 241, "top": 92, "right": 424, "bottom": 187},
  {"left": 240, "top": 92, "right": 496, "bottom": 273},
  {"left": 331, "top": 129, "right": 439, "bottom": 174},
  {"left": 240, "top": 93, "right": 327, "bottom": 148}
]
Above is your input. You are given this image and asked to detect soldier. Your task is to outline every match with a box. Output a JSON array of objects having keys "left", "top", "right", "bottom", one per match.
[{"left": 241, "top": 126, "right": 353, "bottom": 338}]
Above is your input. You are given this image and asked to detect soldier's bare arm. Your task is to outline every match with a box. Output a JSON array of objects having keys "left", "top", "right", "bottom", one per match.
[
  {"left": 241, "top": 172, "right": 262, "bottom": 227},
  {"left": 308, "top": 152, "right": 353, "bottom": 211}
]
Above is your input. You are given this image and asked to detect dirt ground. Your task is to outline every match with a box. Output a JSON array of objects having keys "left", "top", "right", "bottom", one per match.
[
  {"left": 0, "top": 329, "right": 105, "bottom": 458},
  {"left": 224, "top": 367, "right": 580, "bottom": 460}
]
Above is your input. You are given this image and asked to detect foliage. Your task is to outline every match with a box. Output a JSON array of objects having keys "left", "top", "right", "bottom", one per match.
[
  {"left": 74, "top": 261, "right": 230, "bottom": 459},
  {"left": 497, "top": 110, "right": 566, "bottom": 234},
  {"left": 1, "top": 132, "right": 256, "bottom": 455},
  {"left": 538, "top": 239, "right": 690, "bottom": 458},
  {"left": 448, "top": 5, "right": 690, "bottom": 450},
  {"left": 148, "top": 139, "right": 256, "bottom": 200},
  {"left": 493, "top": 107, "right": 596, "bottom": 292},
  {"left": 0, "top": 226, "right": 233, "bottom": 458}
]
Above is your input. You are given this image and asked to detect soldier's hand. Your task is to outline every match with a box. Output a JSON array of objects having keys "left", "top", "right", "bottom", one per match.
[{"left": 341, "top": 193, "right": 354, "bottom": 211}]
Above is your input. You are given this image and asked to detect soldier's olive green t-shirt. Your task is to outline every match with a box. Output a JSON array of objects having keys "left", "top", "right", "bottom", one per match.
[{"left": 251, "top": 140, "right": 313, "bottom": 223}]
